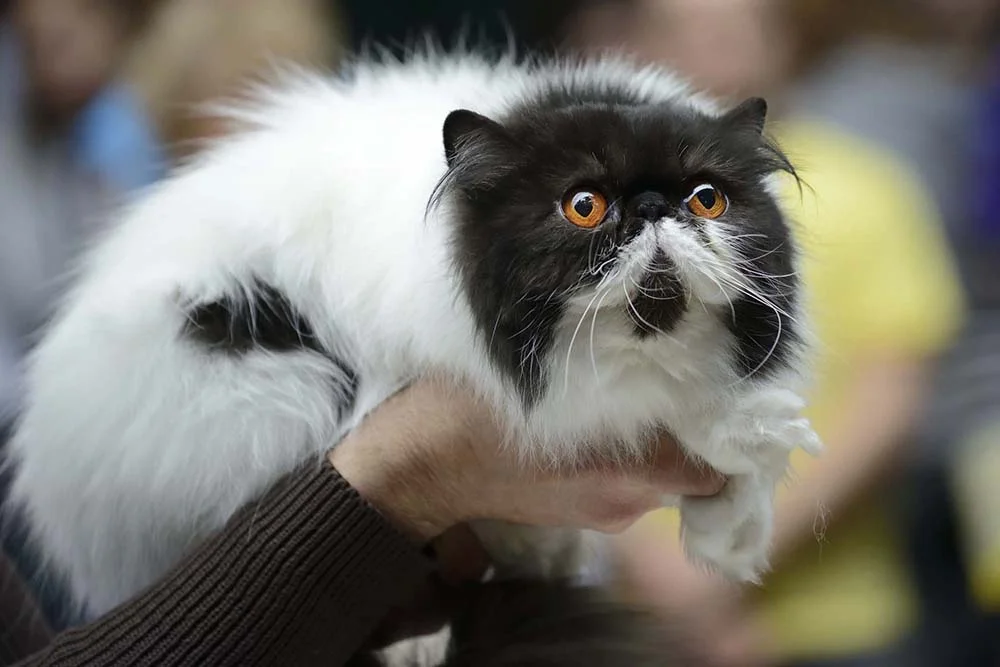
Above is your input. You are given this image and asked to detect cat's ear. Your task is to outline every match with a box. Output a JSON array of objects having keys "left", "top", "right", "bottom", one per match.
[
  {"left": 443, "top": 109, "right": 514, "bottom": 167},
  {"left": 722, "top": 97, "right": 768, "bottom": 135}
]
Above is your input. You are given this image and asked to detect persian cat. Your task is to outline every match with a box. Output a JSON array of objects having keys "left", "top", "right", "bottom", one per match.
[{"left": 7, "top": 53, "right": 820, "bottom": 618}]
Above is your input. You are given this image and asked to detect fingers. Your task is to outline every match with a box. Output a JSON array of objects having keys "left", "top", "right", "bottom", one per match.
[
  {"left": 564, "top": 435, "right": 726, "bottom": 534},
  {"left": 654, "top": 447, "right": 726, "bottom": 496}
]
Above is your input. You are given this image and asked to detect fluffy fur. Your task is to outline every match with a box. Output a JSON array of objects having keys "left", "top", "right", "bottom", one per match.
[{"left": 7, "top": 52, "right": 820, "bottom": 618}]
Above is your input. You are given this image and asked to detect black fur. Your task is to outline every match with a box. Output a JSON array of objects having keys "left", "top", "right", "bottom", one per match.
[
  {"left": 440, "top": 84, "right": 799, "bottom": 406},
  {"left": 355, "top": 580, "right": 694, "bottom": 667},
  {"left": 726, "top": 205, "right": 799, "bottom": 380},
  {"left": 441, "top": 581, "right": 690, "bottom": 666},
  {"left": 182, "top": 280, "right": 359, "bottom": 412},
  {"left": 630, "top": 249, "right": 687, "bottom": 339},
  {"left": 184, "top": 281, "right": 321, "bottom": 354}
]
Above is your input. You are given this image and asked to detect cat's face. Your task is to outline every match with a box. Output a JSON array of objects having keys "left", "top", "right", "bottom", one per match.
[{"left": 441, "top": 90, "right": 799, "bottom": 408}]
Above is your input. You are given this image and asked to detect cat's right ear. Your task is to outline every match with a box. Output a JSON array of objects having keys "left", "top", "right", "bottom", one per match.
[
  {"left": 722, "top": 97, "right": 768, "bottom": 135},
  {"left": 443, "top": 109, "right": 514, "bottom": 168}
]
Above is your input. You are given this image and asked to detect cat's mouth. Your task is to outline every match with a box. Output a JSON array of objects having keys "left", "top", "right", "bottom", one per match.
[
  {"left": 622, "top": 249, "right": 689, "bottom": 338},
  {"left": 575, "top": 222, "right": 728, "bottom": 337},
  {"left": 622, "top": 217, "right": 741, "bottom": 315}
]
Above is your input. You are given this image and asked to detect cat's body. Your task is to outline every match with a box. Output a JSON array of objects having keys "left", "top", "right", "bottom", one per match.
[{"left": 7, "top": 53, "right": 819, "bottom": 618}]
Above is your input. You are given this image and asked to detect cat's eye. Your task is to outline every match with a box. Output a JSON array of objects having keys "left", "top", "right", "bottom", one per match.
[
  {"left": 684, "top": 184, "right": 728, "bottom": 219},
  {"left": 561, "top": 188, "right": 609, "bottom": 228}
]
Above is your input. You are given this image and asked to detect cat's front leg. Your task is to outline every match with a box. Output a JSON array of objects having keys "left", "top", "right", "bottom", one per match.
[{"left": 678, "top": 386, "right": 821, "bottom": 582}]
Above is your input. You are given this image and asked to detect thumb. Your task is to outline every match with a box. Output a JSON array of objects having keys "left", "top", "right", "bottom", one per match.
[{"left": 648, "top": 435, "right": 726, "bottom": 496}]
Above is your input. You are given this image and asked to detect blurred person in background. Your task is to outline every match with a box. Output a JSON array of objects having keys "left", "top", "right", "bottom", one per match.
[
  {"left": 915, "top": 3, "right": 1000, "bottom": 663},
  {"left": 781, "top": 2, "right": 1000, "bottom": 663},
  {"left": 566, "top": 1, "right": 966, "bottom": 665},
  {"left": 785, "top": 0, "right": 997, "bottom": 245},
  {"left": 0, "top": 0, "right": 342, "bottom": 640},
  {"left": 970, "top": 21, "right": 1000, "bottom": 300},
  {"left": 0, "top": 0, "right": 165, "bottom": 631},
  {"left": 0, "top": 0, "right": 164, "bottom": 433},
  {"left": 123, "top": 0, "right": 340, "bottom": 161},
  {"left": 780, "top": 3, "right": 1000, "bottom": 665}
]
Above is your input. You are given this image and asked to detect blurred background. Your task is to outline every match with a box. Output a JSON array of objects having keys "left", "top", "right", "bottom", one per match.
[{"left": 1, "top": 1, "right": 999, "bottom": 665}]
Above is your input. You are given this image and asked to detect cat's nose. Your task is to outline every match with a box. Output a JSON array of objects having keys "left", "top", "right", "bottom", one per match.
[{"left": 633, "top": 192, "right": 670, "bottom": 222}]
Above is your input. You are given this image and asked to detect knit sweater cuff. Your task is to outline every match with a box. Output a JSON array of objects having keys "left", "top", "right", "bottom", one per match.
[{"left": 25, "top": 461, "right": 433, "bottom": 667}]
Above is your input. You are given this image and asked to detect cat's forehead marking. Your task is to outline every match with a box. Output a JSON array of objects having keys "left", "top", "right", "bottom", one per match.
[
  {"left": 501, "top": 97, "right": 747, "bottom": 191},
  {"left": 497, "top": 83, "right": 787, "bottom": 197}
]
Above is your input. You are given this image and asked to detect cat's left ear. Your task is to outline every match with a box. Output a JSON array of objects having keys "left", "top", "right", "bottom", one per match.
[
  {"left": 721, "top": 97, "right": 768, "bottom": 135},
  {"left": 443, "top": 109, "right": 515, "bottom": 167}
]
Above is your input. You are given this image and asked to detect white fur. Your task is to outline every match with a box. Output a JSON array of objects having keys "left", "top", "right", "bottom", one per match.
[
  {"left": 378, "top": 626, "right": 452, "bottom": 667},
  {"left": 7, "top": 53, "right": 820, "bottom": 617}
]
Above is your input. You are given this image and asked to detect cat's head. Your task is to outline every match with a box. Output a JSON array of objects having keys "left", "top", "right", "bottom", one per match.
[{"left": 438, "top": 74, "right": 800, "bottom": 408}]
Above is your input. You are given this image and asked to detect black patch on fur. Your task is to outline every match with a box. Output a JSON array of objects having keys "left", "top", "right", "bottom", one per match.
[
  {"left": 629, "top": 250, "right": 687, "bottom": 338},
  {"left": 438, "top": 81, "right": 799, "bottom": 406},
  {"left": 183, "top": 280, "right": 359, "bottom": 413},
  {"left": 725, "top": 198, "right": 800, "bottom": 380},
  {"left": 185, "top": 282, "right": 320, "bottom": 354}
]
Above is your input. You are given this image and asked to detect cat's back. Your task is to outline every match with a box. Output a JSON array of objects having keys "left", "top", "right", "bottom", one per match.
[
  {"left": 199, "top": 52, "right": 698, "bottom": 234},
  {"left": 84, "top": 54, "right": 697, "bottom": 289},
  {"left": 217, "top": 55, "right": 524, "bottom": 210},
  {"left": 51, "top": 57, "right": 530, "bottom": 336}
]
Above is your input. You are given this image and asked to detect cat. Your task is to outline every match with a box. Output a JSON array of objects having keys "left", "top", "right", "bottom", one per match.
[{"left": 6, "top": 51, "right": 821, "bottom": 619}]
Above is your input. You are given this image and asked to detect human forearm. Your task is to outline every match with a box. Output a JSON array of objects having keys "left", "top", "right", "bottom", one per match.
[
  {"left": 16, "top": 463, "right": 432, "bottom": 667},
  {"left": 15, "top": 376, "right": 723, "bottom": 667}
]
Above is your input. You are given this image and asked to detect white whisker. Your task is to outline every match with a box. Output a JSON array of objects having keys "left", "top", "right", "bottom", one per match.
[
  {"left": 588, "top": 282, "right": 614, "bottom": 383},
  {"left": 623, "top": 281, "right": 668, "bottom": 337},
  {"left": 562, "top": 287, "right": 606, "bottom": 396},
  {"left": 730, "top": 309, "right": 784, "bottom": 387}
]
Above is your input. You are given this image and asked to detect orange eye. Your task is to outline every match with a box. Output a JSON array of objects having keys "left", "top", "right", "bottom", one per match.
[
  {"left": 561, "top": 188, "right": 609, "bottom": 228},
  {"left": 684, "top": 184, "right": 728, "bottom": 219}
]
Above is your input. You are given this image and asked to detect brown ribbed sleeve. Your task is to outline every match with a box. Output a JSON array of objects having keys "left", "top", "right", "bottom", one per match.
[
  {"left": 16, "top": 462, "right": 433, "bottom": 667},
  {"left": 0, "top": 551, "right": 53, "bottom": 664}
]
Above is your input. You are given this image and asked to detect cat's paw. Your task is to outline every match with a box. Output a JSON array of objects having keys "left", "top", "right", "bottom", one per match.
[
  {"left": 675, "top": 387, "right": 821, "bottom": 583},
  {"left": 680, "top": 474, "right": 773, "bottom": 583},
  {"left": 696, "top": 387, "right": 821, "bottom": 475}
]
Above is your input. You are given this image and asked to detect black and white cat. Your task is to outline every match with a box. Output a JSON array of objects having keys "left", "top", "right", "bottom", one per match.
[{"left": 7, "top": 53, "right": 820, "bottom": 618}]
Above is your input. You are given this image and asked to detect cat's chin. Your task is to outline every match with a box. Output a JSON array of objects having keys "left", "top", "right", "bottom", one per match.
[{"left": 685, "top": 277, "right": 735, "bottom": 307}]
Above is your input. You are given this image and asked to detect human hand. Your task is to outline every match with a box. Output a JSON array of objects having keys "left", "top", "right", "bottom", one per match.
[{"left": 329, "top": 377, "right": 725, "bottom": 543}]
